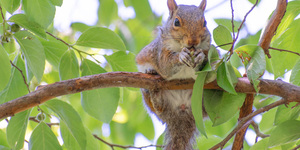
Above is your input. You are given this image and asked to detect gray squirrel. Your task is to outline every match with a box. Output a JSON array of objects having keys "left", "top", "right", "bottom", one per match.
[{"left": 136, "top": 0, "right": 211, "bottom": 149}]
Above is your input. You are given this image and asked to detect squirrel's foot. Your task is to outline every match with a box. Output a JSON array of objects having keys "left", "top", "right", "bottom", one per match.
[
  {"left": 179, "top": 47, "right": 193, "bottom": 67},
  {"left": 145, "top": 69, "right": 158, "bottom": 75},
  {"left": 193, "top": 49, "right": 205, "bottom": 67}
]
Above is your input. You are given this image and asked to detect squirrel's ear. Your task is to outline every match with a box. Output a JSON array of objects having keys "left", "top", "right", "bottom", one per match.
[
  {"left": 167, "top": 0, "right": 178, "bottom": 16},
  {"left": 199, "top": 0, "right": 207, "bottom": 11}
]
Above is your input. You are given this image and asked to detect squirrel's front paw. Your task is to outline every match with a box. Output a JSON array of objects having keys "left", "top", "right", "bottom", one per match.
[
  {"left": 193, "top": 49, "right": 205, "bottom": 67},
  {"left": 179, "top": 47, "right": 193, "bottom": 67}
]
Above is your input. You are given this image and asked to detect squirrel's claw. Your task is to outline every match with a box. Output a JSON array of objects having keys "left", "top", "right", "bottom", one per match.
[{"left": 179, "top": 47, "right": 193, "bottom": 67}]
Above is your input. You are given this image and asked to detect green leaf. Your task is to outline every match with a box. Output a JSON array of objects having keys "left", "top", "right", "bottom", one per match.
[
  {"left": 268, "top": 120, "right": 300, "bottom": 147},
  {"left": 250, "top": 137, "right": 269, "bottom": 150},
  {"left": 0, "top": 45, "right": 10, "bottom": 91},
  {"left": 50, "top": 0, "right": 62, "bottom": 6},
  {"left": 41, "top": 40, "right": 68, "bottom": 69},
  {"left": 105, "top": 51, "right": 138, "bottom": 72},
  {"left": 44, "top": 99, "right": 86, "bottom": 150},
  {"left": 214, "top": 19, "right": 242, "bottom": 32},
  {"left": 191, "top": 72, "right": 208, "bottom": 137},
  {"left": 216, "top": 61, "right": 237, "bottom": 94},
  {"left": 197, "top": 135, "right": 223, "bottom": 150},
  {"left": 81, "top": 59, "right": 120, "bottom": 123},
  {"left": 6, "top": 109, "right": 32, "bottom": 150},
  {"left": 14, "top": 30, "right": 45, "bottom": 83},
  {"left": 8, "top": 14, "right": 46, "bottom": 39},
  {"left": 29, "top": 122, "right": 62, "bottom": 150},
  {"left": 59, "top": 121, "right": 81, "bottom": 150},
  {"left": 290, "top": 59, "right": 300, "bottom": 86},
  {"left": 274, "top": 102, "right": 300, "bottom": 126},
  {"left": 85, "top": 127, "right": 100, "bottom": 150},
  {"left": 0, "top": 55, "right": 28, "bottom": 104},
  {"left": 0, "top": 130, "right": 10, "bottom": 148},
  {"left": 235, "top": 45, "right": 266, "bottom": 92},
  {"left": 0, "top": 0, "right": 20, "bottom": 14},
  {"left": 129, "top": 0, "right": 152, "bottom": 21},
  {"left": 22, "top": 0, "right": 55, "bottom": 29},
  {"left": 156, "top": 132, "right": 164, "bottom": 149},
  {"left": 270, "top": 19, "right": 300, "bottom": 78},
  {"left": 213, "top": 25, "right": 232, "bottom": 50},
  {"left": 71, "top": 22, "right": 91, "bottom": 33},
  {"left": 272, "top": 1, "right": 300, "bottom": 41},
  {"left": 98, "top": 0, "right": 119, "bottom": 26},
  {"left": 0, "top": 146, "right": 11, "bottom": 150},
  {"left": 75, "top": 27, "right": 126, "bottom": 51},
  {"left": 204, "top": 90, "right": 246, "bottom": 126},
  {"left": 59, "top": 50, "right": 79, "bottom": 81},
  {"left": 248, "top": 0, "right": 261, "bottom": 5}
]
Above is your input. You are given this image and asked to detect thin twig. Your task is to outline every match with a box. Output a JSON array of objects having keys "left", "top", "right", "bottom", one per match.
[
  {"left": 227, "top": 0, "right": 258, "bottom": 60},
  {"left": 250, "top": 120, "right": 270, "bottom": 143},
  {"left": 230, "top": 0, "right": 235, "bottom": 40},
  {"left": 93, "top": 134, "right": 164, "bottom": 150},
  {"left": 45, "top": 31, "right": 100, "bottom": 63},
  {"left": 0, "top": 5, "right": 6, "bottom": 38},
  {"left": 291, "top": 144, "right": 300, "bottom": 150},
  {"left": 210, "top": 99, "right": 286, "bottom": 150},
  {"left": 215, "top": 42, "right": 233, "bottom": 48},
  {"left": 269, "top": 47, "right": 300, "bottom": 56},
  {"left": 10, "top": 60, "right": 30, "bottom": 93},
  {"left": 29, "top": 116, "right": 59, "bottom": 127}
]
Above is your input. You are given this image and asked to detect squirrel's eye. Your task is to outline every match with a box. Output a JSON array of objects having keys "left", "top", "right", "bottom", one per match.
[
  {"left": 174, "top": 18, "right": 180, "bottom": 27},
  {"left": 203, "top": 20, "right": 207, "bottom": 27}
]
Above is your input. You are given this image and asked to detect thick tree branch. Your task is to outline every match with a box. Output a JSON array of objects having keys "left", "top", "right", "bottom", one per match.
[
  {"left": 232, "top": 94, "right": 254, "bottom": 150},
  {"left": 0, "top": 72, "right": 300, "bottom": 120},
  {"left": 258, "top": 0, "right": 288, "bottom": 58}
]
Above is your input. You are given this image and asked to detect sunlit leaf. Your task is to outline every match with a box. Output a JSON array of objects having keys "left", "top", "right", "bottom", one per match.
[
  {"left": 249, "top": 137, "right": 268, "bottom": 150},
  {"left": 105, "top": 51, "right": 138, "bottom": 72},
  {"left": 213, "top": 25, "right": 232, "bottom": 50},
  {"left": 0, "top": 55, "right": 28, "bottom": 104},
  {"left": 290, "top": 59, "right": 300, "bottom": 86},
  {"left": 59, "top": 50, "right": 79, "bottom": 81},
  {"left": 270, "top": 19, "right": 300, "bottom": 78},
  {"left": 44, "top": 99, "right": 86, "bottom": 150},
  {"left": 49, "top": 0, "right": 62, "bottom": 6},
  {"left": 214, "top": 19, "right": 242, "bottom": 32},
  {"left": 81, "top": 59, "right": 120, "bottom": 123},
  {"left": 71, "top": 22, "right": 91, "bottom": 33},
  {"left": 6, "top": 109, "right": 32, "bottom": 150},
  {"left": 197, "top": 135, "right": 223, "bottom": 150},
  {"left": 14, "top": 30, "right": 45, "bottom": 83},
  {"left": 85, "top": 127, "right": 100, "bottom": 150},
  {"left": 274, "top": 102, "right": 300, "bottom": 126},
  {"left": 204, "top": 90, "right": 246, "bottom": 126},
  {"left": 98, "top": 0, "right": 119, "bottom": 26},
  {"left": 0, "top": 129, "right": 10, "bottom": 148},
  {"left": 129, "top": 0, "right": 152, "bottom": 21},
  {"left": 76, "top": 27, "right": 126, "bottom": 51},
  {"left": 0, "top": 45, "right": 10, "bottom": 91},
  {"left": 0, "top": 0, "right": 20, "bottom": 14},
  {"left": 8, "top": 14, "right": 46, "bottom": 39},
  {"left": 268, "top": 120, "right": 300, "bottom": 147},
  {"left": 29, "top": 122, "right": 62, "bottom": 150},
  {"left": 22, "top": 0, "right": 55, "bottom": 29},
  {"left": 41, "top": 40, "right": 68, "bottom": 69},
  {"left": 191, "top": 72, "right": 208, "bottom": 137}
]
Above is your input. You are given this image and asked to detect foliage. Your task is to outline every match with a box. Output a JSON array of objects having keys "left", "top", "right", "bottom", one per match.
[{"left": 0, "top": 0, "right": 300, "bottom": 150}]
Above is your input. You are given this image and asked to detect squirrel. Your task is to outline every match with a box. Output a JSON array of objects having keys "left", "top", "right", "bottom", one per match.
[{"left": 136, "top": 0, "right": 211, "bottom": 149}]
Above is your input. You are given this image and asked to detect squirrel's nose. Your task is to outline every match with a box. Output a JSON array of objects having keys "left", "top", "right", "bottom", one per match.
[{"left": 187, "top": 36, "right": 200, "bottom": 47}]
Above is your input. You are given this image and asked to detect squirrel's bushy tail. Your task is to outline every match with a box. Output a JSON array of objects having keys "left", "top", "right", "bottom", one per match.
[{"left": 163, "top": 111, "right": 196, "bottom": 150}]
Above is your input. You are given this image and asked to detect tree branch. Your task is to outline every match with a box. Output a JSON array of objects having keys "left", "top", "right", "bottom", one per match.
[
  {"left": 258, "top": 0, "right": 288, "bottom": 58},
  {"left": 232, "top": 93, "right": 254, "bottom": 150},
  {"left": 210, "top": 99, "right": 286, "bottom": 150},
  {"left": 93, "top": 134, "right": 163, "bottom": 149},
  {"left": 0, "top": 72, "right": 300, "bottom": 120}
]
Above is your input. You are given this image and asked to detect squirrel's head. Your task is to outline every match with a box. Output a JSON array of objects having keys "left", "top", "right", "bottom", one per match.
[{"left": 163, "top": 0, "right": 210, "bottom": 51}]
